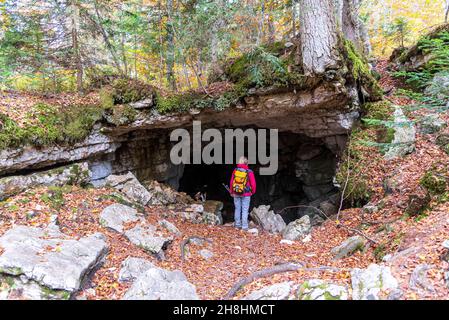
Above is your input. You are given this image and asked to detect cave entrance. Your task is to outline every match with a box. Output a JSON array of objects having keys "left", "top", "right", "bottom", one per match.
[{"left": 177, "top": 131, "right": 341, "bottom": 224}]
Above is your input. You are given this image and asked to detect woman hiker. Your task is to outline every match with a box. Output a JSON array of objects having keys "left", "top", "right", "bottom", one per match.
[{"left": 229, "top": 156, "right": 256, "bottom": 231}]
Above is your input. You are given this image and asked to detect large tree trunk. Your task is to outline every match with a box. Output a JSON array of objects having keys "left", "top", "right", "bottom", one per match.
[
  {"left": 299, "top": 0, "right": 340, "bottom": 75},
  {"left": 341, "top": 0, "right": 371, "bottom": 55}
]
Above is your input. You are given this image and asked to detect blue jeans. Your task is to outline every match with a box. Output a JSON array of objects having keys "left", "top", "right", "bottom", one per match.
[{"left": 234, "top": 196, "right": 251, "bottom": 229}]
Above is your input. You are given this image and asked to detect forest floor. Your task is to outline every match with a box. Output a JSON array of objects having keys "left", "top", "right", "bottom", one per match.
[{"left": 0, "top": 60, "right": 449, "bottom": 300}]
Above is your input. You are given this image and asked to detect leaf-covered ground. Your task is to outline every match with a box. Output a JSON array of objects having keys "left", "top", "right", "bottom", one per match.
[{"left": 0, "top": 61, "right": 448, "bottom": 300}]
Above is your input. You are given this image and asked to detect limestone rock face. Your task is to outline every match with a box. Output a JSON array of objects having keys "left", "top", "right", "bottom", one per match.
[
  {"left": 242, "top": 282, "right": 293, "bottom": 300},
  {"left": 297, "top": 279, "right": 348, "bottom": 300},
  {"left": 331, "top": 236, "right": 366, "bottom": 259},
  {"left": 282, "top": 215, "right": 311, "bottom": 241},
  {"left": 0, "top": 225, "right": 108, "bottom": 300},
  {"left": 384, "top": 107, "right": 416, "bottom": 160},
  {"left": 0, "top": 129, "right": 119, "bottom": 176},
  {"left": 250, "top": 205, "right": 286, "bottom": 234},
  {"left": 106, "top": 172, "right": 152, "bottom": 206},
  {"left": 0, "top": 162, "right": 91, "bottom": 200},
  {"left": 351, "top": 264, "right": 399, "bottom": 300}
]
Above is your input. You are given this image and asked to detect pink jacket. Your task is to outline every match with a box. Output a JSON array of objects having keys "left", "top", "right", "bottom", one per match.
[{"left": 230, "top": 164, "right": 256, "bottom": 197}]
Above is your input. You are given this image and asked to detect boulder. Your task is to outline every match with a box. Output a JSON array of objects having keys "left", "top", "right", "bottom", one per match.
[
  {"left": 250, "top": 205, "right": 286, "bottom": 234},
  {"left": 242, "top": 282, "right": 293, "bottom": 300},
  {"left": 405, "top": 189, "right": 431, "bottom": 216},
  {"left": 99, "top": 203, "right": 140, "bottom": 233},
  {"left": 122, "top": 268, "right": 199, "bottom": 300},
  {"left": 0, "top": 162, "right": 91, "bottom": 200},
  {"left": 351, "top": 264, "right": 399, "bottom": 300},
  {"left": 384, "top": 107, "right": 416, "bottom": 160},
  {"left": 106, "top": 172, "right": 151, "bottom": 206},
  {"left": 0, "top": 225, "right": 108, "bottom": 300},
  {"left": 331, "top": 236, "right": 366, "bottom": 259},
  {"left": 118, "top": 257, "right": 155, "bottom": 282},
  {"left": 297, "top": 279, "right": 348, "bottom": 300},
  {"left": 282, "top": 215, "right": 311, "bottom": 241},
  {"left": 362, "top": 203, "right": 379, "bottom": 215},
  {"left": 159, "top": 219, "right": 181, "bottom": 236},
  {"left": 419, "top": 114, "right": 446, "bottom": 134},
  {"left": 129, "top": 98, "right": 154, "bottom": 109},
  {"left": 202, "top": 200, "right": 224, "bottom": 225},
  {"left": 124, "top": 224, "right": 171, "bottom": 255}
]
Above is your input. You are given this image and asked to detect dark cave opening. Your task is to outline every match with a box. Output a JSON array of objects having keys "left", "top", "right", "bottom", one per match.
[{"left": 176, "top": 131, "right": 341, "bottom": 224}]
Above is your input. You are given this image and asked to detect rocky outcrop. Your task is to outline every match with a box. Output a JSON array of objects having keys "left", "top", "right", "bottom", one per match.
[
  {"left": 100, "top": 203, "right": 171, "bottom": 256},
  {"left": 297, "top": 279, "right": 348, "bottom": 300},
  {"left": 0, "top": 162, "right": 91, "bottom": 200},
  {"left": 250, "top": 205, "right": 286, "bottom": 234},
  {"left": 119, "top": 257, "right": 199, "bottom": 300},
  {"left": 0, "top": 225, "right": 108, "bottom": 300},
  {"left": 282, "top": 215, "right": 311, "bottom": 241},
  {"left": 106, "top": 172, "right": 152, "bottom": 206},
  {"left": 351, "top": 264, "right": 399, "bottom": 300},
  {"left": 0, "top": 128, "right": 119, "bottom": 176},
  {"left": 384, "top": 107, "right": 416, "bottom": 160},
  {"left": 242, "top": 282, "right": 293, "bottom": 300}
]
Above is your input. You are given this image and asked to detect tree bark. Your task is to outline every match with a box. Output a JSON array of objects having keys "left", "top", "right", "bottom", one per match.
[{"left": 299, "top": 0, "right": 340, "bottom": 75}]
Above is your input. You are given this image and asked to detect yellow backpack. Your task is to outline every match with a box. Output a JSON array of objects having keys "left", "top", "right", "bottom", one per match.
[{"left": 232, "top": 168, "right": 249, "bottom": 194}]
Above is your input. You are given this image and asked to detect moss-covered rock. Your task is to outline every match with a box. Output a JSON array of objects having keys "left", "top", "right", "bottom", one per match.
[
  {"left": 336, "top": 128, "right": 378, "bottom": 207},
  {"left": 420, "top": 167, "right": 447, "bottom": 195},
  {"left": 104, "top": 104, "right": 138, "bottom": 126},
  {"left": 297, "top": 279, "right": 348, "bottom": 300},
  {"left": 0, "top": 103, "right": 105, "bottom": 150},
  {"left": 342, "top": 39, "right": 383, "bottom": 101},
  {"left": 111, "top": 78, "right": 155, "bottom": 105}
]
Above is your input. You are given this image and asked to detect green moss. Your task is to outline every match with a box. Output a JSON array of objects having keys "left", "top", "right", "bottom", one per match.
[
  {"left": 0, "top": 267, "right": 23, "bottom": 276},
  {"left": 373, "top": 243, "right": 387, "bottom": 262},
  {"left": 111, "top": 78, "right": 155, "bottom": 104},
  {"left": 67, "top": 164, "right": 90, "bottom": 186},
  {"left": 420, "top": 168, "right": 447, "bottom": 195},
  {"left": 40, "top": 186, "right": 71, "bottom": 211},
  {"left": 343, "top": 39, "right": 383, "bottom": 100},
  {"left": 362, "top": 101, "right": 394, "bottom": 121},
  {"left": 0, "top": 103, "right": 105, "bottom": 150},
  {"left": 99, "top": 87, "right": 115, "bottom": 109},
  {"left": 224, "top": 44, "right": 306, "bottom": 90},
  {"left": 41, "top": 285, "right": 71, "bottom": 300},
  {"left": 336, "top": 128, "right": 376, "bottom": 207},
  {"left": 107, "top": 104, "right": 138, "bottom": 126}
]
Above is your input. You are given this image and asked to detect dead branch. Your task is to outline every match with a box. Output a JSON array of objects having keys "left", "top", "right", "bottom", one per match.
[{"left": 180, "top": 236, "right": 212, "bottom": 261}]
